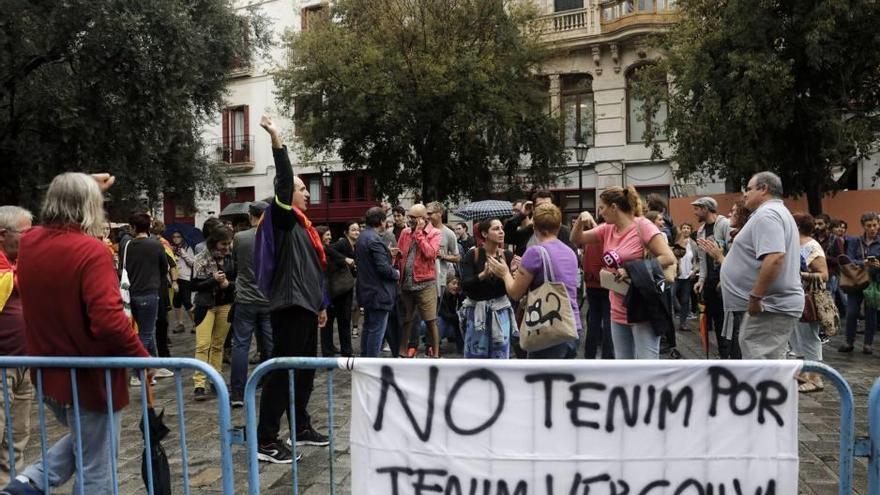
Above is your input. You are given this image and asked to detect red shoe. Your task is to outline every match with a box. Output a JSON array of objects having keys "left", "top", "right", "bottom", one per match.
[
  {"left": 426, "top": 346, "right": 438, "bottom": 358},
  {"left": 406, "top": 347, "right": 417, "bottom": 358}
]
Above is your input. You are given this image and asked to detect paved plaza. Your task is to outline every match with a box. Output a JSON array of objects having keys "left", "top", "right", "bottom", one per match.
[{"left": 13, "top": 316, "right": 878, "bottom": 495}]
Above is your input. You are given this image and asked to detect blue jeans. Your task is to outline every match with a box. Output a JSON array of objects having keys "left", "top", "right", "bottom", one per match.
[
  {"left": 231, "top": 303, "right": 274, "bottom": 395},
  {"left": 673, "top": 278, "right": 693, "bottom": 329},
  {"left": 611, "top": 321, "right": 659, "bottom": 359},
  {"left": 846, "top": 291, "right": 876, "bottom": 346},
  {"left": 361, "top": 309, "right": 390, "bottom": 357},
  {"left": 528, "top": 339, "right": 578, "bottom": 359},
  {"left": 22, "top": 402, "right": 122, "bottom": 495},
  {"left": 130, "top": 294, "right": 160, "bottom": 356}
]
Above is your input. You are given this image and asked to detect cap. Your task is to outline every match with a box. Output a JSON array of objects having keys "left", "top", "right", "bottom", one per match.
[
  {"left": 690, "top": 197, "right": 718, "bottom": 212},
  {"left": 248, "top": 200, "right": 269, "bottom": 217}
]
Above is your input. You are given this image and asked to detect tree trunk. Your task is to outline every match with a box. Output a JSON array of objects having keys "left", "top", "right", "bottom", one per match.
[{"left": 806, "top": 182, "right": 823, "bottom": 216}]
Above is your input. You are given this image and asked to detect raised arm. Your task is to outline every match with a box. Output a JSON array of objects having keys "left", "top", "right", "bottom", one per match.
[
  {"left": 571, "top": 211, "right": 602, "bottom": 246},
  {"left": 261, "top": 115, "right": 293, "bottom": 206}
]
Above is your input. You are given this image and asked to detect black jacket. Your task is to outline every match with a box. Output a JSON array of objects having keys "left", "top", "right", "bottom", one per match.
[
  {"left": 504, "top": 213, "right": 575, "bottom": 257},
  {"left": 192, "top": 254, "right": 236, "bottom": 308},
  {"left": 268, "top": 146, "right": 325, "bottom": 314},
  {"left": 623, "top": 258, "right": 673, "bottom": 336}
]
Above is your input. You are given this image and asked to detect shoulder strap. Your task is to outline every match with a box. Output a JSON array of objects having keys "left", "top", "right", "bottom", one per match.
[
  {"left": 122, "top": 239, "right": 131, "bottom": 270},
  {"left": 536, "top": 245, "right": 556, "bottom": 282}
]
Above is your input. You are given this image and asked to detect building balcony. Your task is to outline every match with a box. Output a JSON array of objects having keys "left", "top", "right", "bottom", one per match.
[
  {"left": 533, "top": 0, "right": 676, "bottom": 45},
  {"left": 209, "top": 135, "right": 255, "bottom": 173},
  {"left": 599, "top": 0, "right": 677, "bottom": 35},
  {"left": 532, "top": 7, "right": 601, "bottom": 42}
]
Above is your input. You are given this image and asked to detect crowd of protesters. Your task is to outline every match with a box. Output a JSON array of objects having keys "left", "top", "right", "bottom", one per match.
[{"left": 0, "top": 112, "right": 870, "bottom": 492}]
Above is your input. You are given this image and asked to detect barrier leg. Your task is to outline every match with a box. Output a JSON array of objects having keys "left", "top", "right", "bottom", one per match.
[{"left": 804, "top": 362, "right": 855, "bottom": 495}]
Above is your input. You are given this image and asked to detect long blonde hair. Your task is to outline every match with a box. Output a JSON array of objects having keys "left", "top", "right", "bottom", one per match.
[{"left": 41, "top": 173, "right": 106, "bottom": 237}]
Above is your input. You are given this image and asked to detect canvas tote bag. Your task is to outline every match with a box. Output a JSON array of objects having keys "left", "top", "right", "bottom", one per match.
[{"left": 520, "top": 246, "right": 579, "bottom": 352}]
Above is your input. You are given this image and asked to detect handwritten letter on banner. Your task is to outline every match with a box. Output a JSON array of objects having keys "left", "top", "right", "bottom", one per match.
[{"left": 350, "top": 359, "right": 800, "bottom": 495}]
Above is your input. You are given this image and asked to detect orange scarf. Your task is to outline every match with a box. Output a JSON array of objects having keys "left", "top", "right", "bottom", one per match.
[{"left": 292, "top": 205, "right": 327, "bottom": 269}]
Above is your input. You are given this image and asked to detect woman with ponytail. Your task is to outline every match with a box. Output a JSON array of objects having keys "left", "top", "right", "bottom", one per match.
[{"left": 572, "top": 186, "right": 676, "bottom": 359}]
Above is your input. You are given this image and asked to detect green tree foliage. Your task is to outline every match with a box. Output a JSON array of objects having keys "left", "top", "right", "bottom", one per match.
[
  {"left": 0, "top": 0, "right": 270, "bottom": 218},
  {"left": 276, "top": 0, "right": 566, "bottom": 202},
  {"left": 635, "top": 0, "right": 880, "bottom": 213}
]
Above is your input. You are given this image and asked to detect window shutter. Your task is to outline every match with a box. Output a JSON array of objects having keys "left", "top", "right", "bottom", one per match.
[
  {"left": 243, "top": 105, "right": 250, "bottom": 138},
  {"left": 222, "top": 108, "right": 230, "bottom": 147}
]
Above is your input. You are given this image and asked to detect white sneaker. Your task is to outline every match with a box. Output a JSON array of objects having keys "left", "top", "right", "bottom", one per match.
[
  {"left": 382, "top": 343, "right": 391, "bottom": 352},
  {"left": 154, "top": 368, "right": 175, "bottom": 379},
  {"left": 129, "top": 376, "right": 157, "bottom": 387}
]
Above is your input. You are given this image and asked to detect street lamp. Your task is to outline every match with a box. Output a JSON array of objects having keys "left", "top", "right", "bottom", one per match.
[
  {"left": 574, "top": 141, "right": 590, "bottom": 212},
  {"left": 321, "top": 167, "right": 332, "bottom": 227}
]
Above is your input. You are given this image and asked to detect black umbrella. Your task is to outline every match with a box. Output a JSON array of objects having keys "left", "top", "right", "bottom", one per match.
[
  {"left": 140, "top": 380, "right": 171, "bottom": 495},
  {"left": 455, "top": 200, "right": 514, "bottom": 221},
  {"left": 220, "top": 202, "right": 250, "bottom": 217},
  {"left": 165, "top": 223, "right": 204, "bottom": 249}
]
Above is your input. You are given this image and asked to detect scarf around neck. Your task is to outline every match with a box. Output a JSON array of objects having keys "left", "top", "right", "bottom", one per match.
[{"left": 254, "top": 199, "right": 327, "bottom": 298}]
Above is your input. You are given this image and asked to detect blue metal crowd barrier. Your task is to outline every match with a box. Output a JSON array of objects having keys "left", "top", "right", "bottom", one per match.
[
  {"left": 802, "top": 361, "right": 855, "bottom": 495},
  {"left": 0, "top": 356, "right": 234, "bottom": 495},
  {"left": 868, "top": 377, "right": 880, "bottom": 494},
  {"left": 0, "top": 357, "right": 863, "bottom": 495},
  {"left": 243, "top": 356, "right": 349, "bottom": 495},
  {"left": 240, "top": 358, "right": 858, "bottom": 495}
]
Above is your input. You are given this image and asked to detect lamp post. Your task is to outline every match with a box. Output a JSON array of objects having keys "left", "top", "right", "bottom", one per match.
[
  {"left": 574, "top": 141, "right": 590, "bottom": 212},
  {"left": 321, "top": 167, "right": 332, "bottom": 227}
]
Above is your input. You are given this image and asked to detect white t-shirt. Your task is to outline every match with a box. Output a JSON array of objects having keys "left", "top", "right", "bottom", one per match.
[{"left": 720, "top": 199, "right": 805, "bottom": 317}]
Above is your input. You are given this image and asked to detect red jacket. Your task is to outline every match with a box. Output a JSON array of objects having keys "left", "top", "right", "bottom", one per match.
[
  {"left": 395, "top": 224, "right": 441, "bottom": 284},
  {"left": 18, "top": 225, "right": 149, "bottom": 412}
]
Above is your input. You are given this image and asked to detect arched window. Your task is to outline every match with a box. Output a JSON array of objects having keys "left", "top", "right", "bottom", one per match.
[
  {"left": 626, "top": 65, "right": 668, "bottom": 143},
  {"left": 561, "top": 74, "right": 594, "bottom": 148}
]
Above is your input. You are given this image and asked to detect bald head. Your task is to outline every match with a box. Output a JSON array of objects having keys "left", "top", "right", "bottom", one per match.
[
  {"left": 291, "top": 175, "right": 310, "bottom": 211},
  {"left": 408, "top": 204, "right": 426, "bottom": 217}
]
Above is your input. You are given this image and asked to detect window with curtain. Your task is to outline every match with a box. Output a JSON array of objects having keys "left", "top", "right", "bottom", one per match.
[
  {"left": 309, "top": 177, "right": 322, "bottom": 204},
  {"left": 626, "top": 67, "right": 668, "bottom": 143},
  {"left": 561, "top": 74, "right": 595, "bottom": 148}
]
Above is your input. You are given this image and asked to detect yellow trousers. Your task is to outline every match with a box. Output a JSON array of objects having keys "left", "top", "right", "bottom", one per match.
[
  {"left": 193, "top": 305, "right": 231, "bottom": 390},
  {"left": 0, "top": 368, "right": 33, "bottom": 485}
]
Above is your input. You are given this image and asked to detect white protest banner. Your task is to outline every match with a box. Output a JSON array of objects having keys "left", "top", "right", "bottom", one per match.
[{"left": 350, "top": 359, "right": 800, "bottom": 495}]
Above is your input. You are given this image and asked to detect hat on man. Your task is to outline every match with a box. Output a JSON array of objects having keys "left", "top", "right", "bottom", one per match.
[
  {"left": 690, "top": 197, "right": 718, "bottom": 212},
  {"left": 248, "top": 200, "right": 269, "bottom": 217}
]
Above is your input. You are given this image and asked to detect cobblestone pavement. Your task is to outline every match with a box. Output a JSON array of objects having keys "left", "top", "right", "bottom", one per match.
[{"left": 13, "top": 314, "right": 879, "bottom": 494}]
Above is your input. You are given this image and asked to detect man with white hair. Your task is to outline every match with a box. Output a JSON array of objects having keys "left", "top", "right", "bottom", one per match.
[
  {"left": 3, "top": 173, "right": 149, "bottom": 495},
  {"left": 0, "top": 206, "right": 33, "bottom": 486},
  {"left": 720, "top": 171, "right": 804, "bottom": 359}
]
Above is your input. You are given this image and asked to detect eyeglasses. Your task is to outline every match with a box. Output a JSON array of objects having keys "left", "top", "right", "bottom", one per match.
[{"left": 0, "top": 227, "right": 30, "bottom": 235}]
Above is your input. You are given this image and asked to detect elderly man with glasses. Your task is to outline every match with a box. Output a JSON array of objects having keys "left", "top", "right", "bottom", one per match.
[{"left": 0, "top": 206, "right": 33, "bottom": 487}]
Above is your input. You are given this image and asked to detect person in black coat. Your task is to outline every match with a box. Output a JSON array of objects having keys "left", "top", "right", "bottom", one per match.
[
  {"left": 324, "top": 221, "right": 359, "bottom": 356},
  {"left": 355, "top": 207, "right": 401, "bottom": 357},
  {"left": 504, "top": 192, "right": 575, "bottom": 257}
]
